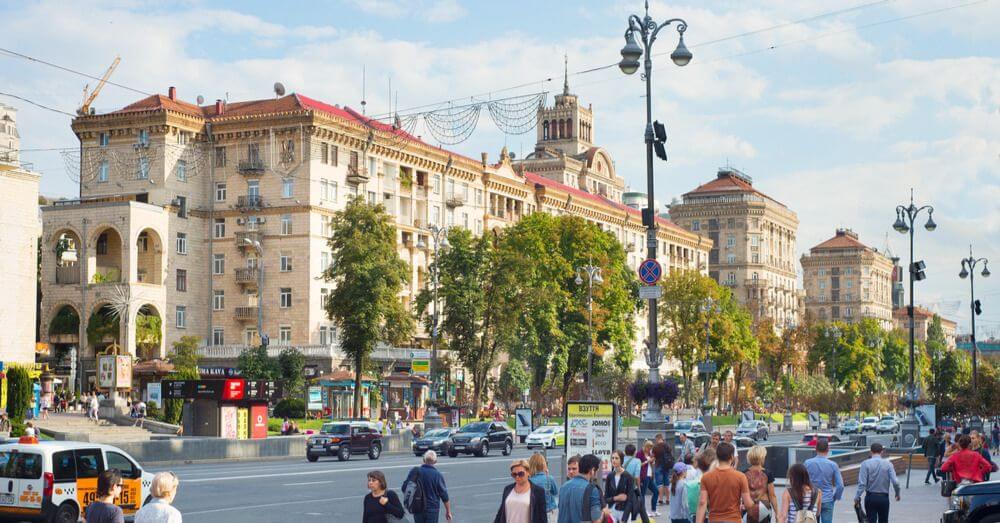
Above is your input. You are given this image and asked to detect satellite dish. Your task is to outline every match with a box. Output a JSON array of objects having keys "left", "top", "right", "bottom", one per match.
[
  {"left": 274, "top": 82, "right": 286, "bottom": 97},
  {"left": 196, "top": 95, "right": 205, "bottom": 105}
]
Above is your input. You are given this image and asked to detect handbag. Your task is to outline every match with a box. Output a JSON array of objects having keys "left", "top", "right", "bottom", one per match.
[{"left": 940, "top": 477, "right": 957, "bottom": 497}]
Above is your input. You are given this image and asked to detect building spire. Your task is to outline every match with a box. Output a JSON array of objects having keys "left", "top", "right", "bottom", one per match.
[{"left": 563, "top": 54, "right": 570, "bottom": 96}]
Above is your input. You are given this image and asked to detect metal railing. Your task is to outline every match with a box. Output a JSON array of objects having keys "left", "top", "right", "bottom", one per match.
[
  {"left": 234, "top": 306, "right": 258, "bottom": 321},
  {"left": 236, "top": 195, "right": 264, "bottom": 210},
  {"left": 197, "top": 344, "right": 342, "bottom": 359},
  {"left": 234, "top": 267, "right": 259, "bottom": 284},
  {"left": 235, "top": 231, "right": 263, "bottom": 248},
  {"left": 55, "top": 266, "right": 81, "bottom": 284},
  {"left": 236, "top": 159, "right": 265, "bottom": 175}
]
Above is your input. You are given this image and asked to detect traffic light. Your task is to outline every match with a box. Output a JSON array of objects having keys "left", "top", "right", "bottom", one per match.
[
  {"left": 653, "top": 120, "right": 667, "bottom": 161},
  {"left": 975, "top": 299, "right": 983, "bottom": 316},
  {"left": 911, "top": 260, "right": 926, "bottom": 281}
]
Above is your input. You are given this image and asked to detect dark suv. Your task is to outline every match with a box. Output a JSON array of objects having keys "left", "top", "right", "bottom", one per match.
[
  {"left": 448, "top": 421, "right": 513, "bottom": 457},
  {"left": 306, "top": 421, "right": 382, "bottom": 462},
  {"left": 943, "top": 479, "right": 1000, "bottom": 523}
]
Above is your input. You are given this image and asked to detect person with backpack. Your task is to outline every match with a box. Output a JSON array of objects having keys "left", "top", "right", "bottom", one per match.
[
  {"left": 495, "top": 459, "right": 548, "bottom": 523},
  {"left": 653, "top": 439, "right": 675, "bottom": 507},
  {"left": 803, "top": 439, "right": 843, "bottom": 523},
  {"left": 685, "top": 448, "right": 714, "bottom": 523},
  {"left": 667, "top": 462, "right": 691, "bottom": 523},
  {"left": 744, "top": 446, "right": 778, "bottom": 523},
  {"left": 853, "top": 443, "right": 899, "bottom": 523},
  {"left": 557, "top": 454, "right": 608, "bottom": 523},
  {"left": 364, "top": 470, "right": 405, "bottom": 523},
  {"left": 695, "top": 443, "right": 753, "bottom": 523},
  {"left": 401, "top": 450, "right": 452, "bottom": 523},
  {"left": 528, "top": 453, "right": 559, "bottom": 520},
  {"left": 778, "top": 464, "right": 820, "bottom": 523},
  {"left": 622, "top": 444, "right": 649, "bottom": 523}
]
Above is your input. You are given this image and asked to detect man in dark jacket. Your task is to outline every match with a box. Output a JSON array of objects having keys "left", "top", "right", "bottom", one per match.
[
  {"left": 406, "top": 450, "right": 453, "bottom": 523},
  {"left": 494, "top": 459, "right": 547, "bottom": 523},
  {"left": 923, "top": 429, "right": 941, "bottom": 484}
]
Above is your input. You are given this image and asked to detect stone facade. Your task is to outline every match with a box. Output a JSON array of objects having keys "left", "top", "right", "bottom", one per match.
[
  {"left": 669, "top": 168, "right": 799, "bottom": 325},
  {"left": 893, "top": 306, "right": 957, "bottom": 348},
  {"left": 800, "top": 229, "right": 894, "bottom": 328},
  {"left": 0, "top": 103, "right": 20, "bottom": 164},
  {"left": 0, "top": 160, "right": 40, "bottom": 365}
]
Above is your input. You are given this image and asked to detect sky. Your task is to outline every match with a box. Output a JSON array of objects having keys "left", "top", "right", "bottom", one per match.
[{"left": 2, "top": 0, "right": 998, "bottom": 334}]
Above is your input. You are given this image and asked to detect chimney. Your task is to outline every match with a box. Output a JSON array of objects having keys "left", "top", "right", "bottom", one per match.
[
  {"left": 215, "top": 99, "right": 225, "bottom": 115},
  {"left": 481, "top": 152, "right": 488, "bottom": 167},
  {"left": 168, "top": 86, "right": 177, "bottom": 101}
]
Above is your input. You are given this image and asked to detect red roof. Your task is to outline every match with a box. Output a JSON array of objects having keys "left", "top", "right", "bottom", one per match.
[
  {"left": 112, "top": 94, "right": 204, "bottom": 118},
  {"left": 893, "top": 306, "right": 957, "bottom": 325},
  {"left": 811, "top": 230, "right": 870, "bottom": 251},
  {"left": 683, "top": 169, "right": 786, "bottom": 207}
]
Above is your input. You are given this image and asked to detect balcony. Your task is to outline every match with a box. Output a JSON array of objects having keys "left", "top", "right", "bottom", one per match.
[
  {"left": 198, "top": 344, "right": 342, "bottom": 359},
  {"left": 234, "top": 306, "right": 258, "bottom": 321},
  {"left": 234, "top": 267, "right": 259, "bottom": 285},
  {"left": 445, "top": 194, "right": 466, "bottom": 208},
  {"left": 55, "top": 266, "right": 80, "bottom": 285},
  {"left": 236, "top": 159, "right": 265, "bottom": 176},
  {"left": 236, "top": 195, "right": 264, "bottom": 210},
  {"left": 235, "top": 231, "right": 263, "bottom": 249},
  {"left": 346, "top": 165, "right": 369, "bottom": 185}
]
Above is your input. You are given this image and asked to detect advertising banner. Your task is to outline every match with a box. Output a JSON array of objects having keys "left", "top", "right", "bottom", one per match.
[
  {"left": 250, "top": 404, "right": 268, "bottom": 439},
  {"left": 220, "top": 405, "right": 238, "bottom": 439},
  {"left": 237, "top": 408, "right": 249, "bottom": 440},
  {"left": 412, "top": 359, "right": 430, "bottom": 376},
  {"left": 307, "top": 386, "right": 322, "bottom": 410},
  {"left": 565, "top": 401, "right": 617, "bottom": 468},
  {"left": 115, "top": 355, "right": 132, "bottom": 389},
  {"left": 147, "top": 382, "right": 162, "bottom": 407},
  {"left": 515, "top": 408, "right": 533, "bottom": 437},
  {"left": 915, "top": 404, "right": 936, "bottom": 438},
  {"left": 97, "top": 355, "right": 115, "bottom": 389}
]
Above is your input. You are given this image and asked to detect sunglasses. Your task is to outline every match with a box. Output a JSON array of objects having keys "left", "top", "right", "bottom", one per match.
[{"left": 511, "top": 471, "right": 526, "bottom": 478}]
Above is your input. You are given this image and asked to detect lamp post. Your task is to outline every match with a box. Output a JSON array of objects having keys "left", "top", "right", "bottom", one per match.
[
  {"left": 700, "top": 297, "right": 716, "bottom": 430},
  {"left": 243, "top": 238, "right": 265, "bottom": 345},
  {"left": 959, "top": 246, "right": 990, "bottom": 390},
  {"left": 893, "top": 191, "right": 935, "bottom": 442},
  {"left": 826, "top": 325, "right": 841, "bottom": 429},
  {"left": 576, "top": 263, "right": 604, "bottom": 399},
  {"left": 619, "top": 0, "right": 691, "bottom": 428},
  {"left": 417, "top": 225, "right": 449, "bottom": 429},
  {"left": 783, "top": 320, "right": 796, "bottom": 431}
]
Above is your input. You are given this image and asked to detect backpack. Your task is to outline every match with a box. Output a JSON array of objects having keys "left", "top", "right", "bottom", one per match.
[
  {"left": 581, "top": 482, "right": 606, "bottom": 522},
  {"left": 793, "top": 491, "right": 818, "bottom": 523},
  {"left": 685, "top": 478, "right": 702, "bottom": 519},
  {"left": 401, "top": 466, "right": 425, "bottom": 514},
  {"left": 746, "top": 467, "right": 770, "bottom": 505}
]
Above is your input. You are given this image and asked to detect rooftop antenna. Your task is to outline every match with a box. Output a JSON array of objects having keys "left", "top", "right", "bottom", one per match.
[
  {"left": 274, "top": 82, "right": 286, "bottom": 97},
  {"left": 361, "top": 65, "right": 367, "bottom": 115}
]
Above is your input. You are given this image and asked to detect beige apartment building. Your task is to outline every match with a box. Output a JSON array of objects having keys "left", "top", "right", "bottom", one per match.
[
  {"left": 0, "top": 102, "right": 41, "bottom": 365},
  {"left": 39, "top": 85, "right": 710, "bottom": 393},
  {"left": 669, "top": 168, "right": 800, "bottom": 325},
  {"left": 894, "top": 306, "right": 957, "bottom": 348},
  {"left": 800, "top": 228, "right": 894, "bottom": 328}
]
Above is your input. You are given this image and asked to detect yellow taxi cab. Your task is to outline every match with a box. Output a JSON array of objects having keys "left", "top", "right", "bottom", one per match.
[{"left": 0, "top": 439, "right": 154, "bottom": 523}]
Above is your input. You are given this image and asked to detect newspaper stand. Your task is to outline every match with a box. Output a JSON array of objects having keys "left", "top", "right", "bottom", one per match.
[{"left": 163, "top": 379, "right": 281, "bottom": 438}]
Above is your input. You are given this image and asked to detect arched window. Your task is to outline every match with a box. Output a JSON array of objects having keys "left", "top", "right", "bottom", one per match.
[
  {"left": 566, "top": 118, "right": 572, "bottom": 138},
  {"left": 559, "top": 119, "right": 565, "bottom": 139},
  {"left": 542, "top": 121, "right": 549, "bottom": 140}
]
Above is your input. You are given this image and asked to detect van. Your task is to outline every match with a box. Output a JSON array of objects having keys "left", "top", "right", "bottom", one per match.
[{"left": 0, "top": 440, "right": 153, "bottom": 523}]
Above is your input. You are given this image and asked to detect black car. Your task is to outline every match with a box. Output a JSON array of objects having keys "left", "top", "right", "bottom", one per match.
[
  {"left": 448, "top": 421, "right": 514, "bottom": 457},
  {"left": 943, "top": 479, "right": 1000, "bottom": 523},
  {"left": 412, "top": 428, "right": 458, "bottom": 456},
  {"left": 306, "top": 421, "right": 382, "bottom": 462}
]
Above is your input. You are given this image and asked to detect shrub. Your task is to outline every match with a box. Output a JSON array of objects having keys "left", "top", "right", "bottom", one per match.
[
  {"left": 5, "top": 366, "right": 32, "bottom": 437},
  {"left": 145, "top": 401, "right": 162, "bottom": 421},
  {"left": 273, "top": 398, "right": 305, "bottom": 419}
]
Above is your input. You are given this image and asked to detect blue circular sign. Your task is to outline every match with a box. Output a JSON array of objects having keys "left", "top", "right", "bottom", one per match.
[{"left": 638, "top": 258, "right": 662, "bottom": 285}]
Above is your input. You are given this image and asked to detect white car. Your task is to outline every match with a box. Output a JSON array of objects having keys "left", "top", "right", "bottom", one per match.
[
  {"left": 861, "top": 416, "right": 879, "bottom": 432},
  {"left": 0, "top": 439, "right": 155, "bottom": 523},
  {"left": 524, "top": 425, "right": 565, "bottom": 449}
]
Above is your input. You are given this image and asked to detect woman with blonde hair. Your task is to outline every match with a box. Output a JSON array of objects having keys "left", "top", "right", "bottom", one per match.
[
  {"left": 527, "top": 453, "right": 559, "bottom": 520},
  {"left": 744, "top": 446, "right": 778, "bottom": 523},
  {"left": 495, "top": 459, "right": 547, "bottom": 523},
  {"left": 134, "top": 472, "right": 182, "bottom": 523}
]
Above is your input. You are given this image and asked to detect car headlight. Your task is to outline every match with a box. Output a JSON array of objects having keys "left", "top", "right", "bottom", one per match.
[
  {"left": 950, "top": 494, "right": 970, "bottom": 511},
  {"left": 470, "top": 436, "right": 482, "bottom": 443}
]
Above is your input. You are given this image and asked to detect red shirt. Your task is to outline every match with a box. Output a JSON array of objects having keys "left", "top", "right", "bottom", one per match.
[{"left": 941, "top": 449, "right": 993, "bottom": 483}]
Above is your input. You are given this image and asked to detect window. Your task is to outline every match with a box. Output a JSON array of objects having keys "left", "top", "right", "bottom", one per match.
[
  {"left": 175, "top": 305, "right": 187, "bottom": 328},
  {"left": 446, "top": 179, "right": 455, "bottom": 198},
  {"left": 727, "top": 254, "right": 736, "bottom": 264},
  {"left": 845, "top": 268, "right": 853, "bottom": 275},
  {"left": 846, "top": 280, "right": 853, "bottom": 288},
  {"left": 431, "top": 206, "right": 440, "bottom": 225},
  {"left": 750, "top": 235, "right": 759, "bottom": 247},
  {"left": 726, "top": 234, "right": 735, "bottom": 248},
  {"left": 321, "top": 143, "right": 329, "bottom": 164},
  {"left": 212, "top": 327, "right": 224, "bottom": 346},
  {"left": 320, "top": 288, "right": 329, "bottom": 311},
  {"left": 476, "top": 189, "right": 483, "bottom": 205},
  {"left": 692, "top": 220, "right": 700, "bottom": 231},
  {"left": 52, "top": 451, "right": 76, "bottom": 481},
  {"left": 247, "top": 143, "right": 260, "bottom": 163},
  {"left": 176, "top": 269, "right": 187, "bottom": 292},
  {"left": 73, "top": 449, "right": 103, "bottom": 479},
  {"left": 727, "top": 272, "right": 736, "bottom": 285},
  {"left": 215, "top": 183, "right": 227, "bottom": 202},
  {"left": 176, "top": 196, "right": 187, "bottom": 218},
  {"left": 330, "top": 145, "right": 338, "bottom": 166},
  {"left": 321, "top": 252, "right": 330, "bottom": 272},
  {"left": 727, "top": 218, "right": 735, "bottom": 228},
  {"left": 279, "top": 326, "right": 292, "bottom": 344},
  {"left": 319, "top": 325, "right": 330, "bottom": 345},
  {"left": 280, "top": 214, "right": 292, "bottom": 235},
  {"left": 246, "top": 216, "right": 260, "bottom": 231},
  {"left": 176, "top": 233, "right": 187, "bottom": 254},
  {"left": 433, "top": 175, "right": 441, "bottom": 194},
  {"left": 138, "top": 129, "right": 149, "bottom": 146},
  {"left": 213, "top": 290, "right": 225, "bottom": 310},
  {"left": 213, "top": 254, "right": 225, "bottom": 275},
  {"left": 106, "top": 452, "right": 139, "bottom": 480},
  {"left": 137, "top": 157, "right": 149, "bottom": 180},
  {"left": 280, "top": 253, "right": 292, "bottom": 272},
  {"left": 819, "top": 269, "right": 826, "bottom": 276},
  {"left": 751, "top": 253, "right": 760, "bottom": 263},
  {"left": 136, "top": 234, "right": 148, "bottom": 252},
  {"left": 247, "top": 179, "right": 260, "bottom": 198},
  {"left": 819, "top": 281, "right": 826, "bottom": 290},
  {"left": 349, "top": 150, "right": 359, "bottom": 171},
  {"left": 368, "top": 191, "right": 377, "bottom": 205},
  {"left": 98, "top": 160, "right": 109, "bottom": 182},
  {"left": 176, "top": 160, "right": 187, "bottom": 181},
  {"left": 282, "top": 177, "right": 293, "bottom": 198},
  {"left": 99, "top": 133, "right": 109, "bottom": 147},
  {"left": 280, "top": 288, "right": 292, "bottom": 308},
  {"left": 214, "top": 218, "right": 226, "bottom": 239},
  {"left": 462, "top": 212, "right": 469, "bottom": 229},
  {"left": 214, "top": 146, "right": 226, "bottom": 167}
]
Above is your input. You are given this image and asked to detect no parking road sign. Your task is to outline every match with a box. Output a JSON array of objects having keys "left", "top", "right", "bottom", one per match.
[{"left": 638, "top": 258, "right": 662, "bottom": 285}]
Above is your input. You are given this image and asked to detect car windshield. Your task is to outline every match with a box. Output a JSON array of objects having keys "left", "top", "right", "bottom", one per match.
[
  {"left": 535, "top": 426, "right": 559, "bottom": 434},
  {"left": 675, "top": 421, "right": 692, "bottom": 430},
  {"left": 320, "top": 423, "right": 350, "bottom": 435},
  {"left": 738, "top": 421, "right": 757, "bottom": 429},
  {"left": 863, "top": 417, "right": 877, "bottom": 423},
  {"left": 880, "top": 417, "right": 894, "bottom": 421},
  {"left": 459, "top": 422, "right": 490, "bottom": 433},
  {"left": 846, "top": 420, "right": 858, "bottom": 425},
  {"left": 424, "top": 429, "right": 451, "bottom": 438}
]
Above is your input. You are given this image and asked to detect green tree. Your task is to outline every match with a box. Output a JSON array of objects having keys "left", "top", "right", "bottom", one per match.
[
  {"left": 237, "top": 345, "right": 280, "bottom": 380},
  {"left": 5, "top": 366, "right": 32, "bottom": 436},
  {"left": 324, "top": 197, "right": 413, "bottom": 416},
  {"left": 278, "top": 348, "right": 306, "bottom": 399},
  {"left": 658, "top": 271, "right": 718, "bottom": 407},
  {"left": 164, "top": 336, "right": 202, "bottom": 425},
  {"left": 495, "top": 360, "right": 531, "bottom": 413}
]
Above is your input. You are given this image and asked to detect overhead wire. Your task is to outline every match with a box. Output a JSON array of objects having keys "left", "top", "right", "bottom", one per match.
[
  {"left": 0, "top": 47, "right": 151, "bottom": 97},
  {"left": 0, "top": 91, "right": 76, "bottom": 116}
]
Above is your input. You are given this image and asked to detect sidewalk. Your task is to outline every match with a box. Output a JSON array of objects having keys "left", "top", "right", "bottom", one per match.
[{"left": 829, "top": 469, "right": 947, "bottom": 522}]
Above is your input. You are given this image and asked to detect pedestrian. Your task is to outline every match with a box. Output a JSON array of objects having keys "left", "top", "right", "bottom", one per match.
[
  {"left": 853, "top": 443, "right": 900, "bottom": 523},
  {"left": 363, "top": 470, "right": 405, "bottom": 523},
  {"left": 281, "top": 417, "right": 291, "bottom": 435},
  {"left": 495, "top": 459, "right": 547, "bottom": 523},
  {"left": 90, "top": 393, "right": 100, "bottom": 423},
  {"left": 0, "top": 413, "right": 10, "bottom": 434},
  {"left": 39, "top": 394, "right": 49, "bottom": 420},
  {"left": 699, "top": 432, "right": 721, "bottom": 453},
  {"left": 622, "top": 444, "right": 649, "bottom": 523},
  {"left": 557, "top": 454, "right": 608, "bottom": 523},
  {"left": 695, "top": 442, "right": 753, "bottom": 523},
  {"left": 940, "top": 434, "right": 994, "bottom": 484},
  {"left": 685, "top": 448, "right": 715, "bottom": 523},
  {"left": 678, "top": 433, "right": 696, "bottom": 463},
  {"left": 528, "top": 452, "right": 559, "bottom": 521},
  {"left": 134, "top": 471, "right": 183, "bottom": 523},
  {"left": 653, "top": 438, "right": 675, "bottom": 507},
  {"left": 24, "top": 421, "right": 36, "bottom": 438},
  {"left": 638, "top": 440, "right": 658, "bottom": 516},
  {"left": 991, "top": 423, "right": 1000, "bottom": 455},
  {"left": 604, "top": 450, "right": 634, "bottom": 522},
  {"left": 804, "top": 439, "right": 843, "bottom": 523},
  {"left": 134, "top": 399, "right": 147, "bottom": 428},
  {"left": 778, "top": 464, "right": 820, "bottom": 523},
  {"left": 922, "top": 429, "right": 941, "bottom": 484},
  {"left": 667, "top": 462, "right": 691, "bottom": 523},
  {"left": 744, "top": 446, "right": 778, "bottom": 523},
  {"left": 566, "top": 455, "right": 580, "bottom": 481},
  {"left": 402, "top": 450, "right": 453, "bottom": 523},
  {"left": 972, "top": 434, "right": 997, "bottom": 481},
  {"left": 85, "top": 469, "right": 125, "bottom": 523}
]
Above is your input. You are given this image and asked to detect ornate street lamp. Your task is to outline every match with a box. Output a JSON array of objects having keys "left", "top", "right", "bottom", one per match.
[
  {"left": 417, "top": 225, "right": 449, "bottom": 428},
  {"left": 959, "top": 246, "right": 989, "bottom": 390},
  {"left": 576, "top": 263, "right": 604, "bottom": 399}
]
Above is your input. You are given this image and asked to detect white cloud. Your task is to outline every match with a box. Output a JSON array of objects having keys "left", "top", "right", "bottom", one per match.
[{"left": 344, "top": 0, "right": 467, "bottom": 23}]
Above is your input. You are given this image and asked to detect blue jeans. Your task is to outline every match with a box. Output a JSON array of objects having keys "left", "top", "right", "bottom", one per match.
[
  {"left": 414, "top": 510, "right": 439, "bottom": 523},
  {"left": 644, "top": 476, "right": 658, "bottom": 510},
  {"left": 819, "top": 502, "right": 834, "bottom": 523}
]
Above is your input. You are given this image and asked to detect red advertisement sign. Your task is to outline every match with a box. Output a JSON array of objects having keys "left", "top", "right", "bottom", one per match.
[
  {"left": 222, "top": 379, "right": 245, "bottom": 401},
  {"left": 250, "top": 404, "right": 268, "bottom": 439}
]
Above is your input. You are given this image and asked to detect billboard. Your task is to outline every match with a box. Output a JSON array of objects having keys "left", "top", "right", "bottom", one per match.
[
  {"left": 515, "top": 408, "right": 533, "bottom": 437},
  {"left": 146, "top": 382, "right": 161, "bottom": 407},
  {"left": 220, "top": 405, "right": 238, "bottom": 439},
  {"left": 250, "top": 404, "right": 268, "bottom": 439},
  {"left": 565, "top": 401, "right": 617, "bottom": 469},
  {"left": 915, "top": 404, "right": 936, "bottom": 438},
  {"left": 307, "top": 386, "right": 322, "bottom": 411},
  {"left": 97, "top": 355, "right": 115, "bottom": 389}
]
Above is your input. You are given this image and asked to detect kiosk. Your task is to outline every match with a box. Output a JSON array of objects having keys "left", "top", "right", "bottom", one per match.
[{"left": 163, "top": 379, "right": 281, "bottom": 438}]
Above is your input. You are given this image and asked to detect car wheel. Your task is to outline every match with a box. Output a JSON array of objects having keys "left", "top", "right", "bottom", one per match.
[
  {"left": 307, "top": 454, "right": 319, "bottom": 462},
  {"left": 478, "top": 441, "right": 490, "bottom": 457},
  {"left": 448, "top": 449, "right": 458, "bottom": 458},
  {"left": 52, "top": 502, "right": 79, "bottom": 523},
  {"left": 503, "top": 440, "right": 512, "bottom": 456},
  {"left": 369, "top": 443, "right": 382, "bottom": 460},
  {"left": 338, "top": 446, "right": 351, "bottom": 461},
  {"left": 546, "top": 439, "right": 554, "bottom": 449}
]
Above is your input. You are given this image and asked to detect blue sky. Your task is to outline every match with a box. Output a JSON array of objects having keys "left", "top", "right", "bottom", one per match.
[{"left": 3, "top": 0, "right": 998, "bottom": 333}]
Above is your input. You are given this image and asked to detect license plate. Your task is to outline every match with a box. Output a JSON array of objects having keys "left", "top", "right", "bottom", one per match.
[
  {"left": 416, "top": 446, "right": 427, "bottom": 450},
  {"left": 311, "top": 445, "right": 326, "bottom": 449},
  {"left": 0, "top": 493, "right": 14, "bottom": 505},
  {"left": 454, "top": 445, "right": 465, "bottom": 450}
]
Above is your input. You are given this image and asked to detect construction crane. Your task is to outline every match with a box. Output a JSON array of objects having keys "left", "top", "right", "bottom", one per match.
[{"left": 78, "top": 56, "right": 121, "bottom": 116}]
